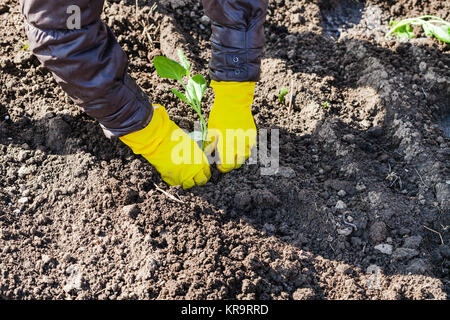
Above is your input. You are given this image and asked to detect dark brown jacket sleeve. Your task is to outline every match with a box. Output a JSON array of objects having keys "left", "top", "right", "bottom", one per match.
[
  {"left": 20, "top": 0, "right": 153, "bottom": 138},
  {"left": 202, "top": 0, "right": 268, "bottom": 82}
]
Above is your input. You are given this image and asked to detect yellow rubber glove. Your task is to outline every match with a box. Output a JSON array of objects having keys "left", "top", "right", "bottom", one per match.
[
  {"left": 207, "top": 81, "right": 257, "bottom": 173},
  {"left": 120, "top": 105, "right": 211, "bottom": 189}
]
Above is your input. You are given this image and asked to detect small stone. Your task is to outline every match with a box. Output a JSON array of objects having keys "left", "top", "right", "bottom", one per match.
[
  {"left": 337, "top": 227, "right": 352, "bottom": 236},
  {"left": 287, "top": 50, "right": 296, "bottom": 59},
  {"left": 63, "top": 253, "right": 73, "bottom": 263},
  {"left": 290, "top": 13, "right": 302, "bottom": 25},
  {"left": 17, "top": 166, "right": 29, "bottom": 178},
  {"left": 292, "top": 288, "right": 315, "bottom": 300},
  {"left": 18, "top": 197, "right": 29, "bottom": 204},
  {"left": 391, "top": 248, "right": 419, "bottom": 261},
  {"left": 369, "top": 221, "right": 387, "bottom": 244},
  {"left": 199, "top": 15, "right": 210, "bottom": 25},
  {"left": 398, "top": 228, "right": 410, "bottom": 236},
  {"left": 335, "top": 200, "right": 347, "bottom": 210},
  {"left": 277, "top": 167, "right": 296, "bottom": 178},
  {"left": 405, "top": 259, "right": 429, "bottom": 274},
  {"left": 374, "top": 243, "right": 393, "bottom": 255},
  {"left": 419, "top": 61, "right": 427, "bottom": 72},
  {"left": 366, "top": 264, "right": 381, "bottom": 275},
  {"left": 63, "top": 265, "right": 83, "bottom": 292},
  {"left": 337, "top": 190, "right": 347, "bottom": 197},
  {"left": 343, "top": 134, "right": 355, "bottom": 143},
  {"left": 122, "top": 204, "right": 140, "bottom": 219},
  {"left": 356, "top": 182, "right": 366, "bottom": 192},
  {"left": 41, "top": 254, "right": 52, "bottom": 265},
  {"left": 403, "top": 235, "right": 422, "bottom": 249}
]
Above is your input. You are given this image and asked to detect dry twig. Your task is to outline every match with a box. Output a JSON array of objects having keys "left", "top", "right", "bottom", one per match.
[
  {"left": 423, "top": 225, "right": 444, "bottom": 245},
  {"left": 153, "top": 183, "right": 184, "bottom": 204},
  {"left": 288, "top": 79, "right": 295, "bottom": 113}
]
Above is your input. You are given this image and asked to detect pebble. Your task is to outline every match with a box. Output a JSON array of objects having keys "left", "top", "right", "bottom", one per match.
[
  {"left": 199, "top": 15, "right": 210, "bottom": 25},
  {"left": 374, "top": 243, "right": 393, "bottom": 255},
  {"left": 335, "top": 200, "right": 347, "bottom": 210},
  {"left": 366, "top": 264, "right": 381, "bottom": 274},
  {"left": 337, "top": 227, "right": 352, "bottom": 236},
  {"left": 18, "top": 197, "right": 29, "bottom": 204},
  {"left": 277, "top": 167, "right": 296, "bottom": 178},
  {"left": 403, "top": 235, "right": 422, "bottom": 249},
  {"left": 41, "top": 254, "right": 52, "bottom": 265},
  {"left": 17, "top": 166, "right": 29, "bottom": 178},
  {"left": 398, "top": 227, "right": 410, "bottom": 236},
  {"left": 369, "top": 221, "right": 387, "bottom": 244},
  {"left": 337, "top": 190, "right": 347, "bottom": 197},
  {"left": 406, "top": 259, "right": 429, "bottom": 274},
  {"left": 356, "top": 182, "right": 366, "bottom": 192},
  {"left": 122, "top": 204, "right": 140, "bottom": 219},
  {"left": 391, "top": 248, "right": 419, "bottom": 261},
  {"left": 63, "top": 265, "right": 83, "bottom": 292}
]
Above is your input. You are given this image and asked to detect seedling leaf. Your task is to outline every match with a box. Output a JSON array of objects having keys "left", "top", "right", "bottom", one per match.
[
  {"left": 426, "top": 23, "right": 450, "bottom": 43},
  {"left": 390, "top": 20, "right": 415, "bottom": 39},
  {"left": 386, "top": 16, "right": 450, "bottom": 43},
  {"left": 153, "top": 56, "right": 186, "bottom": 81},
  {"left": 171, "top": 89, "right": 188, "bottom": 104},
  {"left": 187, "top": 74, "right": 207, "bottom": 106},
  {"left": 278, "top": 88, "right": 289, "bottom": 103},
  {"left": 177, "top": 49, "right": 191, "bottom": 76}
]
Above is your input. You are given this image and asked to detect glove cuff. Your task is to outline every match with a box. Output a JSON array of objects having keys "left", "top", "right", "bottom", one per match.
[
  {"left": 210, "top": 81, "right": 256, "bottom": 110},
  {"left": 119, "top": 104, "right": 170, "bottom": 156}
]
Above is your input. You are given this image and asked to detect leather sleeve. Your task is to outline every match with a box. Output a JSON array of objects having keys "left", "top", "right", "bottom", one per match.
[
  {"left": 20, "top": 0, "right": 153, "bottom": 138},
  {"left": 202, "top": 0, "right": 268, "bottom": 82}
]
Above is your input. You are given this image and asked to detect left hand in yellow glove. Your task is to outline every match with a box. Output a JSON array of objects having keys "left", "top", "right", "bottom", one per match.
[
  {"left": 206, "top": 81, "right": 257, "bottom": 173},
  {"left": 120, "top": 104, "right": 210, "bottom": 189}
]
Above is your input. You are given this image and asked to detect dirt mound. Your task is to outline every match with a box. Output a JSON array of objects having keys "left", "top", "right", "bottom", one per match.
[{"left": 0, "top": 0, "right": 448, "bottom": 299}]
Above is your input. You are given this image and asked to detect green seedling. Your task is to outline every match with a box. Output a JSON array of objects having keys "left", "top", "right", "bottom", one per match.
[
  {"left": 322, "top": 101, "right": 329, "bottom": 109},
  {"left": 20, "top": 41, "right": 30, "bottom": 51},
  {"left": 278, "top": 88, "right": 289, "bottom": 103},
  {"left": 386, "top": 15, "right": 450, "bottom": 43},
  {"left": 153, "top": 49, "right": 208, "bottom": 150}
]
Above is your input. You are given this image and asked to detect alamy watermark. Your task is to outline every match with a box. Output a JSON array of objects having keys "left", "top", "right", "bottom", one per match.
[{"left": 66, "top": 5, "right": 81, "bottom": 30}]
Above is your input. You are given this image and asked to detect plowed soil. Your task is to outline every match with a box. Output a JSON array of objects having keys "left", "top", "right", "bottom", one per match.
[{"left": 0, "top": 0, "right": 449, "bottom": 299}]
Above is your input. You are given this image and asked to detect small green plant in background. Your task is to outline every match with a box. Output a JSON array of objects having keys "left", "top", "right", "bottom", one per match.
[
  {"left": 278, "top": 87, "right": 289, "bottom": 103},
  {"left": 321, "top": 101, "right": 329, "bottom": 110},
  {"left": 386, "top": 15, "right": 450, "bottom": 43},
  {"left": 153, "top": 49, "right": 208, "bottom": 150},
  {"left": 20, "top": 40, "right": 30, "bottom": 51}
]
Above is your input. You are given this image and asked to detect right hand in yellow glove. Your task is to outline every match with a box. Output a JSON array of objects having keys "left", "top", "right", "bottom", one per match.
[
  {"left": 120, "top": 105, "right": 211, "bottom": 189},
  {"left": 206, "top": 81, "right": 257, "bottom": 173}
]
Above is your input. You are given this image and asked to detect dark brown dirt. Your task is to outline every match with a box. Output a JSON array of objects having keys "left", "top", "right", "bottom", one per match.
[{"left": 0, "top": 0, "right": 449, "bottom": 300}]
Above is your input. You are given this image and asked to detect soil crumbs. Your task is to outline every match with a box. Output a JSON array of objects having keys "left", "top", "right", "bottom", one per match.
[{"left": 0, "top": 0, "right": 449, "bottom": 299}]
